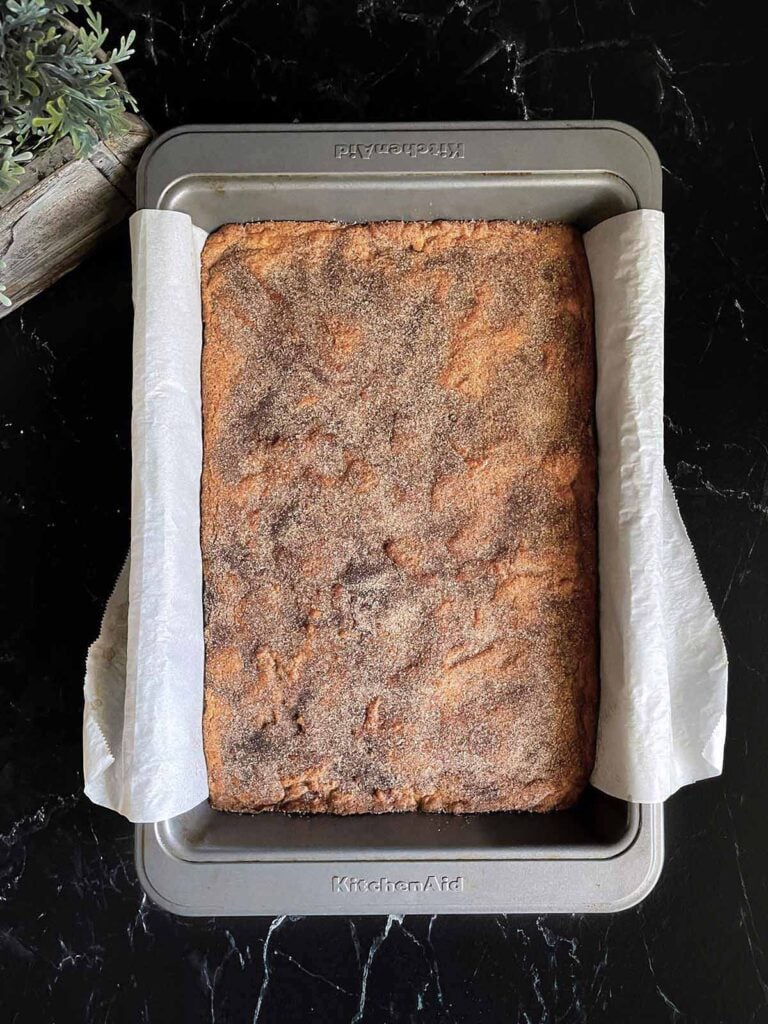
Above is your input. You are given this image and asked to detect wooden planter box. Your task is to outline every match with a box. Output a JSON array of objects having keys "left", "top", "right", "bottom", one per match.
[{"left": 0, "top": 112, "right": 153, "bottom": 318}]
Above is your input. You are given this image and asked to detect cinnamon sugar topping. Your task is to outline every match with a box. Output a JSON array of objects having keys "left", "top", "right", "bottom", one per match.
[{"left": 200, "top": 220, "right": 598, "bottom": 815}]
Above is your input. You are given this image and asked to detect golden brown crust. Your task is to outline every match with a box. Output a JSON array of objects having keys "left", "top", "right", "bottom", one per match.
[{"left": 200, "top": 220, "right": 598, "bottom": 815}]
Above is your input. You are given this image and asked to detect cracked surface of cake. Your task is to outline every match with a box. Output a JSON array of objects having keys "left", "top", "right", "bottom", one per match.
[{"left": 200, "top": 219, "right": 597, "bottom": 814}]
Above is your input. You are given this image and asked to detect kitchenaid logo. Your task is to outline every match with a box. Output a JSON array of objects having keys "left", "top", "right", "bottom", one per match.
[
  {"left": 334, "top": 141, "right": 465, "bottom": 160},
  {"left": 332, "top": 874, "right": 465, "bottom": 894}
]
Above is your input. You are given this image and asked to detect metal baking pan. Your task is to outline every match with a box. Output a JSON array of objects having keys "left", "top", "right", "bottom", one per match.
[{"left": 134, "top": 121, "right": 664, "bottom": 916}]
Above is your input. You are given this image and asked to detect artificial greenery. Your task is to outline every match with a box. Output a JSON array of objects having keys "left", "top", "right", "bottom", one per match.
[
  {"left": 0, "top": 258, "right": 10, "bottom": 305},
  {"left": 0, "top": 0, "right": 137, "bottom": 193}
]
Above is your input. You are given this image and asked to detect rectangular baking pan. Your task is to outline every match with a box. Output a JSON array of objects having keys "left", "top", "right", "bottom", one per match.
[{"left": 134, "top": 121, "right": 664, "bottom": 916}]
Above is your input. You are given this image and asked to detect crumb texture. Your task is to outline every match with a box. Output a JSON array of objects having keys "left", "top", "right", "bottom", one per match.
[{"left": 200, "top": 219, "right": 598, "bottom": 815}]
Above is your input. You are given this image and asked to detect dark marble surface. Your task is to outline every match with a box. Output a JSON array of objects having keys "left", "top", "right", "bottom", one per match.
[{"left": 1, "top": 1, "right": 767, "bottom": 1021}]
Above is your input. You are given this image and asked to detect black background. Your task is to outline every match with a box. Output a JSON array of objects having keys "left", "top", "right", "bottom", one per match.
[{"left": 1, "top": 1, "right": 767, "bottom": 1021}]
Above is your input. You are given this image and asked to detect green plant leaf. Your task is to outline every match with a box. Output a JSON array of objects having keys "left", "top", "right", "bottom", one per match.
[{"left": 0, "top": 0, "right": 138, "bottom": 188}]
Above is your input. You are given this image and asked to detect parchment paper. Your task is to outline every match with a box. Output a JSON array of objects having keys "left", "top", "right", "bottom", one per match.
[
  {"left": 83, "top": 208, "right": 728, "bottom": 822},
  {"left": 84, "top": 211, "right": 208, "bottom": 822},
  {"left": 585, "top": 211, "right": 727, "bottom": 801}
]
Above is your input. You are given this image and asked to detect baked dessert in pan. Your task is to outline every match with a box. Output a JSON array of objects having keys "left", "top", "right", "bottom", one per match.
[{"left": 200, "top": 219, "right": 597, "bottom": 814}]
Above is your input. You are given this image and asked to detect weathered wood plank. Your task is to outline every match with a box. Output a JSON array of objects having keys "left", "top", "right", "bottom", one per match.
[{"left": 0, "top": 114, "right": 153, "bottom": 318}]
